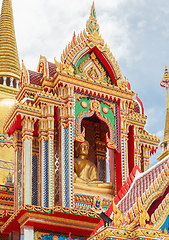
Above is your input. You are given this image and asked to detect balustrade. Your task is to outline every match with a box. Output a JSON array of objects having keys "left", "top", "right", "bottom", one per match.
[
  {"left": 3, "top": 76, "right": 7, "bottom": 86},
  {"left": 1, "top": 76, "right": 20, "bottom": 89},
  {"left": 10, "top": 77, "right": 14, "bottom": 87}
]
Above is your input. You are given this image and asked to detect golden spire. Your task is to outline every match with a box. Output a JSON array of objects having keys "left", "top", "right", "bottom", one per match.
[
  {"left": 86, "top": 1, "right": 99, "bottom": 34},
  {"left": 0, "top": 0, "right": 20, "bottom": 80},
  {"left": 157, "top": 64, "right": 169, "bottom": 160}
]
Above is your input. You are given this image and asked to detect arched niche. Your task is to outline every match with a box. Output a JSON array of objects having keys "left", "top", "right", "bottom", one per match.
[{"left": 75, "top": 97, "right": 117, "bottom": 183}]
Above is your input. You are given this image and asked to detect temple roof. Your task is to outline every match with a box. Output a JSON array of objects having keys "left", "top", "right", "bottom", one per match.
[
  {"left": 116, "top": 157, "right": 168, "bottom": 216},
  {"left": 60, "top": 2, "right": 123, "bottom": 87},
  {"left": 0, "top": 0, "right": 20, "bottom": 80},
  {"left": 91, "top": 156, "right": 169, "bottom": 235}
]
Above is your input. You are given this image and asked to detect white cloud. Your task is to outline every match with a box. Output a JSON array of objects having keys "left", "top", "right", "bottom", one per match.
[
  {"left": 1, "top": 0, "right": 169, "bottom": 167},
  {"left": 156, "top": 130, "right": 164, "bottom": 140},
  {"left": 137, "top": 20, "right": 146, "bottom": 28}
]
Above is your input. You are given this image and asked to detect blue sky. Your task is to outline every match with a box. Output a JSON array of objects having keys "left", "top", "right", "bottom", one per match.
[{"left": 1, "top": 0, "right": 169, "bottom": 166}]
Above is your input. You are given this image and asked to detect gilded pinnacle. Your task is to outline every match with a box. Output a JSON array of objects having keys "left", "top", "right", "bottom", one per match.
[
  {"left": 160, "top": 64, "right": 169, "bottom": 147},
  {"left": 86, "top": 1, "right": 99, "bottom": 34},
  {"left": 0, "top": 0, "right": 20, "bottom": 80}
]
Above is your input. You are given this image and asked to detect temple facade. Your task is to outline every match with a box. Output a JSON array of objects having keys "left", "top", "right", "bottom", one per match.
[{"left": 0, "top": 1, "right": 168, "bottom": 240}]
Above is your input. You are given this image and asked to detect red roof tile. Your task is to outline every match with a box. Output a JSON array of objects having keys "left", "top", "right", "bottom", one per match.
[
  {"left": 48, "top": 61, "right": 56, "bottom": 78},
  {"left": 28, "top": 70, "right": 43, "bottom": 86},
  {"left": 134, "top": 102, "right": 140, "bottom": 113}
]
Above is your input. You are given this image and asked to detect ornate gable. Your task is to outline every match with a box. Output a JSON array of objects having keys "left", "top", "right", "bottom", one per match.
[{"left": 60, "top": 2, "right": 123, "bottom": 87}]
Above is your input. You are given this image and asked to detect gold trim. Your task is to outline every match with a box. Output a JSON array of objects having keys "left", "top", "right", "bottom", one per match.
[
  {"left": 0, "top": 84, "right": 19, "bottom": 96},
  {"left": 18, "top": 212, "right": 97, "bottom": 231},
  {"left": 157, "top": 150, "right": 169, "bottom": 161}
]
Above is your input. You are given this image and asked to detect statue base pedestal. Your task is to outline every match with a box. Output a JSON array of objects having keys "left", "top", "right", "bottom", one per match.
[{"left": 74, "top": 182, "right": 114, "bottom": 198}]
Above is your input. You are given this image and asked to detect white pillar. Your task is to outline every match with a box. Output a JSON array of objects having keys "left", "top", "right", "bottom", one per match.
[
  {"left": 20, "top": 226, "right": 34, "bottom": 240},
  {"left": 3, "top": 76, "right": 7, "bottom": 86},
  {"left": 10, "top": 77, "right": 14, "bottom": 87},
  {"left": 16, "top": 79, "right": 19, "bottom": 89}
]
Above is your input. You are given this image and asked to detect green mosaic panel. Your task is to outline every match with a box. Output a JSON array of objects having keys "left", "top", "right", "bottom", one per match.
[{"left": 75, "top": 97, "right": 115, "bottom": 137}]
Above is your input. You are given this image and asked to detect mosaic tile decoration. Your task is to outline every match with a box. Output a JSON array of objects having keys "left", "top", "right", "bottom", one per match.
[
  {"left": 61, "top": 126, "right": 66, "bottom": 206},
  {"left": 114, "top": 102, "right": 119, "bottom": 152},
  {"left": 59, "top": 128, "right": 62, "bottom": 206},
  {"left": 98, "top": 157, "right": 106, "bottom": 182},
  {"left": 125, "top": 138, "right": 129, "bottom": 182},
  {"left": 121, "top": 136, "right": 125, "bottom": 184},
  {"left": 43, "top": 140, "right": 49, "bottom": 207},
  {"left": 69, "top": 124, "right": 74, "bottom": 208},
  {"left": 17, "top": 149, "right": 22, "bottom": 208},
  {"left": 49, "top": 136, "right": 53, "bottom": 208},
  {"left": 36, "top": 232, "right": 85, "bottom": 240},
  {"left": 32, "top": 154, "right": 38, "bottom": 206},
  {"left": 55, "top": 150, "right": 59, "bottom": 203},
  {"left": 106, "top": 148, "right": 110, "bottom": 182},
  {"left": 25, "top": 139, "right": 31, "bottom": 204},
  {"left": 54, "top": 124, "right": 59, "bottom": 204},
  {"left": 65, "top": 127, "right": 70, "bottom": 207}
]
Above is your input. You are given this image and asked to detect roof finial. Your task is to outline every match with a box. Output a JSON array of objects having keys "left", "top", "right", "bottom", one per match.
[
  {"left": 0, "top": 0, "right": 20, "bottom": 80},
  {"left": 86, "top": 1, "right": 99, "bottom": 34}
]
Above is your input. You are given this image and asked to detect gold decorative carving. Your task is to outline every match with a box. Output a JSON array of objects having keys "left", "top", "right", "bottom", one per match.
[
  {"left": 81, "top": 101, "right": 87, "bottom": 108},
  {"left": 102, "top": 107, "right": 109, "bottom": 114},
  {"left": 112, "top": 199, "right": 124, "bottom": 228},
  {"left": 78, "top": 52, "right": 108, "bottom": 83},
  {"left": 75, "top": 126, "right": 85, "bottom": 143},
  {"left": 92, "top": 196, "right": 103, "bottom": 211},
  {"left": 18, "top": 212, "right": 97, "bottom": 231},
  {"left": 106, "top": 133, "right": 116, "bottom": 150},
  {"left": 90, "top": 99, "right": 100, "bottom": 112},
  {"left": 137, "top": 197, "right": 150, "bottom": 227},
  {"left": 35, "top": 232, "right": 50, "bottom": 240}
]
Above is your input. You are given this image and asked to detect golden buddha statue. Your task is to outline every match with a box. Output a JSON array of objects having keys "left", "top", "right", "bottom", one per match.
[
  {"left": 74, "top": 140, "right": 99, "bottom": 183},
  {"left": 74, "top": 140, "right": 114, "bottom": 198}
]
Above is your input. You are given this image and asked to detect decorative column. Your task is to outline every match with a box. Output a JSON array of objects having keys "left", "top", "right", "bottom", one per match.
[
  {"left": 38, "top": 103, "right": 55, "bottom": 208},
  {"left": 54, "top": 122, "right": 59, "bottom": 205},
  {"left": 141, "top": 145, "right": 150, "bottom": 172},
  {"left": 32, "top": 137, "right": 39, "bottom": 206},
  {"left": 9, "top": 231, "right": 20, "bottom": 240},
  {"left": 13, "top": 130, "right": 22, "bottom": 210},
  {"left": 16, "top": 79, "right": 19, "bottom": 89},
  {"left": 21, "top": 117, "right": 34, "bottom": 205},
  {"left": 133, "top": 126, "right": 141, "bottom": 169},
  {"left": 3, "top": 76, "right": 7, "bottom": 85},
  {"left": 115, "top": 98, "right": 122, "bottom": 193},
  {"left": 58, "top": 85, "right": 74, "bottom": 208},
  {"left": 47, "top": 104, "right": 55, "bottom": 208},
  {"left": 38, "top": 110, "right": 48, "bottom": 208},
  {"left": 10, "top": 77, "right": 14, "bottom": 87},
  {"left": 121, "top": 116, "right": 129, "bottom": 184},
  {"left": 20, "top": 226, "right": 34, "bottom": 240},
  {"left": 128, "top": 125, "right": 134, "bottom": 174}
]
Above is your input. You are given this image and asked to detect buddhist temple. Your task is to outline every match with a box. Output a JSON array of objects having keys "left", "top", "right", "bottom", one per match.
[{"left": 0, "top": 1, "right": 168, "bottom": 240}]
